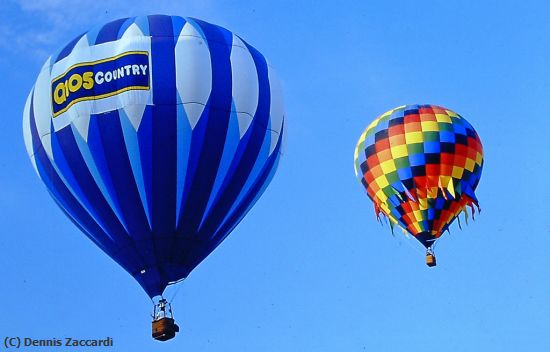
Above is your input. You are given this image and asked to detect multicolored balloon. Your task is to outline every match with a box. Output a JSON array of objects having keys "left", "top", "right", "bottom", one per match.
[
  {"left": 23, "top": 15, "right": 285, "bottom": 298},
  {"left": 354, "top": 105, "right": 483, "bottom": 264}
]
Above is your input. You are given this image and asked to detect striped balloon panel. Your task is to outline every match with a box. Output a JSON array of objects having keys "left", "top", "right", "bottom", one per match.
[{"left": 23, "top": 15, "right": 285, "bottom": 297}]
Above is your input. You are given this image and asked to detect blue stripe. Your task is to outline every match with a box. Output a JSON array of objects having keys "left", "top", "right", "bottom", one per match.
[
  {"left": 84, "top": 24, "right": 102, "bottom": 48},
  {"left": 117, "top": 17, "right": 137, "bottom": 39},
  {"left": 148, "top": 16, "right": 178, "bottom": 274},
  {"left": 94, "top": 17, "right": 129, "bottom": 45},
  {"left": 176, "top": 104, "right": 210, "bottom": 225},
  {"left": 175, "top": 101, "right": 193, "bottom": 224},
  {"left": 191, "top": 18, "right": 233, "bottom": 48},
  {"left": 54, "top": 33, "right": 85, "bottom": 63},
  {"left": 171, "top": 16, "right": 187, "bottom": 39},
  {"left": 119, "top": 109, "right": 152, "bottom": 228},
  {"left": 133, "top": 16, "right": 151, "bottom": 36},
  {"left": 199, "top": 104, "right": 241, "bottom": 228},
  {"left": 137, "top": 106, "right": 154, "bottom": 228},
  {"left": 185, "top": 18, "right": 207, "bottom": 42}
]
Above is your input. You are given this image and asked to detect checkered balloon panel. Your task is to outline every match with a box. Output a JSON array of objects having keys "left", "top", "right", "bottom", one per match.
[{"left": 354, "top": 105, "right": 483, "bottom": 248}]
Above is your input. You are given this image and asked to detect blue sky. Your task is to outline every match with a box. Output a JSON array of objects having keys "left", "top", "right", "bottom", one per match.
[{"left": 1, "top": 0, "right": 549, "bottom": 350}]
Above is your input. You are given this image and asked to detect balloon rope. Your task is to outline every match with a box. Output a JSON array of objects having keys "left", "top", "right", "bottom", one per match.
[
  {"left": 432, "top": 237, "right": 440, "bottom": 250},
  {"left": 169, "top": 282, "right": 183, "bottom": 304},
  {"left": 401, "top": 234, "right": 425, "bottom": 257}
]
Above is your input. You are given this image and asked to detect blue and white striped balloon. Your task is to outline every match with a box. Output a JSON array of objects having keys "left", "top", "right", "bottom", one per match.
[{"left": 22, "top": 15, "right": 285, "bottom": 298}]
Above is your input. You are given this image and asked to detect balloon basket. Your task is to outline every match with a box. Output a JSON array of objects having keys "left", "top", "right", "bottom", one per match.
[
  {"left": 152, "top": 317, "right": 179, "bottom": 341},
  {"left": 426, "top": 253, "right": 437, "bottom": 267},
  {"left": 152, "top": 299, "right": 179, "bottom": 341}
]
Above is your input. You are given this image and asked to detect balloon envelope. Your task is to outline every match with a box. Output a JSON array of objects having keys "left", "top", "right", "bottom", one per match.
[
  {"left": 354, "top": 105, "right": 482, "bottom": 248},
  {"left": 23, "top": 15, "right": 285, "bottom": 297}
]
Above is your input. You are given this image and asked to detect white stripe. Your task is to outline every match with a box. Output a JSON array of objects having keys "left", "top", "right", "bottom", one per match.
[
  {"left": 71, "top": 113, "right": 91, "bottom": 142},
  {"left": 73, "top": 32, "right": 91, "bottom": 51},
  {"left": 176, "top": 22, "right": 212, "bottom": 129},
  {"left": 230, "top": 35, "right": 259, "bottom": 138},
  {"left": 123, "top": 104, "right": 147, "bottom": 130},
  {"left": 116, "top": 23, "right": 152, "bottom": 131},
  {"left": 122, "top": 22, "right": 144, "bottom": 39}
]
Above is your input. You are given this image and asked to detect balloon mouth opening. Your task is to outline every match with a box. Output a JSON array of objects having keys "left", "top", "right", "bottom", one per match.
[{"left": 414, "top": 232, "right": 437, "bottom": 249}]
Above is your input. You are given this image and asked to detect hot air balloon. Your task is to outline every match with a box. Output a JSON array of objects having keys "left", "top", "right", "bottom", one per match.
[
  {"left": 354, "top": 105, "right": 482, "bottom": 266},
  {"left": 22, "top": 15, "right": 285, "bottom": 340}
]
